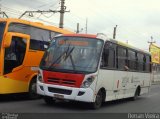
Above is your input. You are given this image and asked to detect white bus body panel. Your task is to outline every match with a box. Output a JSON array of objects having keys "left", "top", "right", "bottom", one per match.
[
  {"left": 37, "top": 81, "right": 95, "bottom": 102},
  {"left": 37, "top": 69, "right": 151, "bottom": 103},
  {"left": 97, "top": 69, "right": 151, "bottom": 102}
]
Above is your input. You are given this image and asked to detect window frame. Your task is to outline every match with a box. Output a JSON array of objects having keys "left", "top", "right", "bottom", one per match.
[
  {"left": 100, "top": 41, "right": 117, "bottom": 70},
  {"left": 127, "top": 49, "right": 137, "bottom": 71},
  {"left": 116, "top": 46, "right": 127, "bottom": 71}
]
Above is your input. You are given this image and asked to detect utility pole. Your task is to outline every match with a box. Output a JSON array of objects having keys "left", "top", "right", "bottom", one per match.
[
  {"left": 59, "top": 0, "right": 65, "bottom": 28},
  {"left": 148, "top": 36, "right": 156, "bottom": 53},
  {"left": 113, "top": 25, "right": 118, "bottom": 39},
  {"left": 85, "top": 18, "right": 88, "bottom": 34},
  {"left": 76, "top": 23, "right": 79, "bottom": 33},
  {"left": 76, "top": 23, "right": 83, "bottom": 33},
  {"left": 59, "top": 0, "right": 69, "bottom": 28},
  {"left": 148, "top": 36, "right": 156, "bottom": 82},
  {"left": 148, "top": 36, "right": 156, "bottom": 45}
]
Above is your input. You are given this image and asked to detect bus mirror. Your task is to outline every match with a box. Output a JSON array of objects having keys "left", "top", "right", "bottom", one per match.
[
  {"left": 3, "top": 32, "right": 13, "bottom": 48},
  {"left": 3, "top": 32, "right": 30, "bottom": 48}
]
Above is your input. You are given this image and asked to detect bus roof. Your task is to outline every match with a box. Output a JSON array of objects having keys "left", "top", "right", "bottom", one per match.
[
  {"left": 62, "top": 33, "right": 97, "bottom": 38},
  {"left": 0, "top": 18, "right": 73, "bottom": 34},
  {"left": 110, "top": 39, "right": 150, "bottom": 55},
  {"left": 60, "top": 33, "right": 150, "bottom": 55}
]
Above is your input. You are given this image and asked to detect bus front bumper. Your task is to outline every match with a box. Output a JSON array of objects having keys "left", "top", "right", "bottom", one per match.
[{"left": 37, "top": 81, "right": 95, "bottom": 102}]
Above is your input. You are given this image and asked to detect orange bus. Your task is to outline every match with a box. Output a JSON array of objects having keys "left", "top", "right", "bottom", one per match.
[{"left": 0, "top": 18, "right": 73, "bottom": 98}]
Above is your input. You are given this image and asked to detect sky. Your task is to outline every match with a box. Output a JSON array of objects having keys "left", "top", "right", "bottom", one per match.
[{"left": 0, "top": 0, "right": 160, "bottom": 51}]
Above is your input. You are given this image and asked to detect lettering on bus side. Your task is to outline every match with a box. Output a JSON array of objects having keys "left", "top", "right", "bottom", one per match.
[
  {"left": 130, "top": 76, "right": 140, "bottom": 83},
  {"left": 122, "top": 76, "right": 129, "bottom": 87}
]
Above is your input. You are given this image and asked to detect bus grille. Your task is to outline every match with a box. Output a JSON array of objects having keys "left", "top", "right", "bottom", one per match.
[
  {"left": 48, "top": 87, "right": 72, "bottom": 95},
  {"left": 47, "top": 78, "right": 76, "bottom": 87}
]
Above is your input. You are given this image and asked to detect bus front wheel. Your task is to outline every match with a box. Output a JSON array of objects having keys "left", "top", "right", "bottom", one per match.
[
  {"left": 44, "top": 96, "right": 56, "bottom": 105},
  {"left": 28, "top": 78, "right": 40, "bottom": 99},
  {"left": 89, "top": 90, "right": 103, "bottom": 109}
]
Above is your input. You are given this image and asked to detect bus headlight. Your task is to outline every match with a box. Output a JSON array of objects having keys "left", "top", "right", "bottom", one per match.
[
  {"left": 81, "top": 76, "right": 95, "bottom": 88},
  {"left": 37, "top": 70, "right": 43, "bottom": 83},
  {"left": 38, "top": 75, "right": 43, "bottom": 82}
]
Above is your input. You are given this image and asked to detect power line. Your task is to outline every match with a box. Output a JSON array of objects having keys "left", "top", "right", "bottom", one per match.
[
  {"left": 38, "top": 0, "right": 59, "bottom": 8},
  {"left": 18, "top": 0, "right": 69, "bottom": 28},
  {"left": 0, "top": 11, "right": 8, "bottom": 18},
  {"left": 1, "top": 5, "right": 59, "bottom": 26},
  {"left": 70, "top": 2, "right": 146, "bottom": 41},
  {"left": 19, "top": 10, "right": 59, "bottom": 19},
  {"left": 0, "top": 1, "right": 8, "bottom": 18}
]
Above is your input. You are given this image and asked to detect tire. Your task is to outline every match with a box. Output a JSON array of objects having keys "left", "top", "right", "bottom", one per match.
[
  {"left": 131, "top": 88, "right": 139, "bottom": 101},
  {"left": 28, "top": 78, "right": 40, "bottom": 99},
  {"left": 89, "top": 90, "right": 103, "bottom": 109},
  {"left": 44, "top": 96, "right": 56, "bottom": 105}
]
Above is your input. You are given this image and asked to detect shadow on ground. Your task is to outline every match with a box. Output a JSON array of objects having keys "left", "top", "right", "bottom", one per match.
[
  {"left": 38, "top": 96, "right": 145, "bottom": 111},
  {"left": 0, "top": 94, "right": 40, "bottom": 102}
]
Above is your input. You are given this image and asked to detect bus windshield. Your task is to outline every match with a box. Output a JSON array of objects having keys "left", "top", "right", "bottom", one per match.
[
  {"left": 40, "top": 36, "right": 104, "bottom": 74},
  {"left": 0, "top": 22, "right": 6, "bottom": 48}
]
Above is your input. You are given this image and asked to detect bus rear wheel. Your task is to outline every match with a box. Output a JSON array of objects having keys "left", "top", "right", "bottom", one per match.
[
  {"left": 131, "top": 87, "right": 140, "bottom": 101},
  {"left": 90, "top": 90, "right": 103, "bottom": 109}
]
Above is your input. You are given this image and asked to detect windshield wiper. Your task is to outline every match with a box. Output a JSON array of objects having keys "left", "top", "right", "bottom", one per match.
[
  {"left": 48, "top": 43, "right": 71, "bottom": 69},
  {"left": 69, "top": 52, "right": 76, "bottom": 71},
  {"left": 63, "top": 46, "right": 76, "bottom": 71},
  {"left": 64, "top": 46, "right": 75, "bottom": 61}
]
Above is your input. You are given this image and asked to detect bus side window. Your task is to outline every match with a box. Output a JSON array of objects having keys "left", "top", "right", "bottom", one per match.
[
  {"left": 145, "top": 55, "right": 151, "bottom": 72},
  {"left": 137, "top": 53, "right": 144, "bottom": 72},
  {"left": 117, "top": 46, "right": 127, "bottom": 70},
  {"left": 29, "top": 27, "right": 50, "bottom": 51},
  {"left": 128, "top": 50, "right": 136, "bottom": 70},
  {"left": 8, "top": 23, "right": 60, "bottom": 51},
  {"left": 4, "top": 36, "right": 27, "bottom": 74},
  {"left": 101, "top": 42, "right": 115, "bottom": 69}
]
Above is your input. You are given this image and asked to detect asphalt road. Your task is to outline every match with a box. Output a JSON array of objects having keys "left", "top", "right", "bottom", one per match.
[{"left": 0, "top": 85, "right": 160, "bottom": 113}]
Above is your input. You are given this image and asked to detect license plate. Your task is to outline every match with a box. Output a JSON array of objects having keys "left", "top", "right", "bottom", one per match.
[{"left": 54, "top": 94, "right": 64, "bottom": 99}]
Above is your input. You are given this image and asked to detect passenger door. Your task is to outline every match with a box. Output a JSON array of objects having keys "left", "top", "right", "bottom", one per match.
[
  {"left": 3, "top": 33, "right": 30, "bottom": 79},
  {"left": 113, "top": 46, "right": 129, "bottom": 99},
  {"left": 98, "top": 41, "right": 116, "bottom": 101}
]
